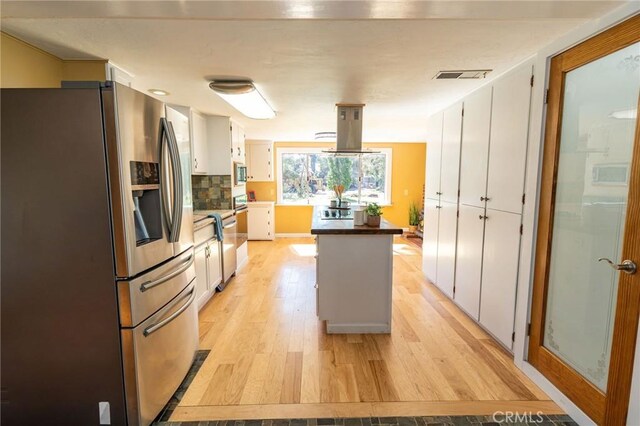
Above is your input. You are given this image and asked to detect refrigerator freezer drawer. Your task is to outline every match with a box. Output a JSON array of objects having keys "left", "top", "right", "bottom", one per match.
[
  {"left": 121, "top": 280, "right": 199, "bottom": 426},
  {"left": 118, "top": 249, "right": 195, "bottom": 327}
]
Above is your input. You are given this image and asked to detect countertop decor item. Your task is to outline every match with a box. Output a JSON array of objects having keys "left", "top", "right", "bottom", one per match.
[{"left": 366, "top": 202, "right": 383, "bottom": 227}]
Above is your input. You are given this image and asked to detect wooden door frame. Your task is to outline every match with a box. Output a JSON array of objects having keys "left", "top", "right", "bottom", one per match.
[{"left": 528, "top": 14, "right": 640, "bottom": 425}]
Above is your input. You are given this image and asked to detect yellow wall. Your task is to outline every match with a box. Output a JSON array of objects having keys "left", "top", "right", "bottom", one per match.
[
  {"left": 1, "top": 32, "right": 107, "bottom": 88},
  {"left": 247, "top": 142, "right": 426, "bottom": 234}
]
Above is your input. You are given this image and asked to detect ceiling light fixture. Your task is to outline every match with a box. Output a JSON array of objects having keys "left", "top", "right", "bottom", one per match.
[
  {"left": 148, "top": 89, "right": 169, "bottom": 96},
  {"left": 209, "top": 80, "right": 276, "bottom": 120}
]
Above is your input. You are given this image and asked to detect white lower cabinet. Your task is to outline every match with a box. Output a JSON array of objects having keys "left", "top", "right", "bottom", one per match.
[
  {"left": 422, "top": 198, "right": 440, "bottom": 284},
  {"left": 194, "top": 244, "right": 209, "bottom": 307},
  {"left": 194, "top": 236, "right": 222, "bottom": 310},
  {"left": 454, "top": 205, "right": 485, "bottom": 320},
  {"left": 248, "top": 202, "right": 275, "bottom": 240},
  {"left": 479, "top": 209, "right": 522, "bottom": 349},
  {"left": 435, "top": 200, "right": 458, "bottom": 299}
]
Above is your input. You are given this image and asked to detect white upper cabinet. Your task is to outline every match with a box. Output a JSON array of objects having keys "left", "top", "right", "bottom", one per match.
[
  {"left": 206, "top": 116, "right": 246, "bottom": 175},
  {"left": 425, "top": 112, "right": 444, "bottom": 200},
  {"left": 486, "top": 63, "right": 533, "bottom": 214},
  {"left": 231, "top": 122, "right": 246, "bottom": 163},
  {"left": 479, "top": 209, "right": 522, "bottom": 349},
  {"left": 166, "top": 105, "right": 190, "bottom": 144},
  {"left": 459, "top": 86, "right": 493, "bottom": 207},
  {"left": 246, "top": 140, "right": 274, "bottom": 182},
  {"left": 190, "top": 111, "right": 210, "bottom": 175},
  {"left": 440, "top": 102, "right": 463, "bottom": 204},
  {"left": 454, "top": 204, "right": 486, "bottom": 320}
]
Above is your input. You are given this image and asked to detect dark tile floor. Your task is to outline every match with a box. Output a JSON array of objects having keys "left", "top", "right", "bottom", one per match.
[{"left": 152, "top": 352, "right": 578, "bottom": 426}]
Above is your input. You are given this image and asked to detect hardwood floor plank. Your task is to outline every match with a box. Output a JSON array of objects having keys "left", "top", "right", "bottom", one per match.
[
  {"left": 369, "top": 360, "right": 400, "bottom": 402},
  {"left": 280, "top": 352, "right": 303, "bottom": 404},
  {"left": 171, "top": 401, "right": 564, "bottom": 422}
]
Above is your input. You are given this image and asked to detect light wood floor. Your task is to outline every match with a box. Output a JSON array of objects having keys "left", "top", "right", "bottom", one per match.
[{"left": 172, "top": 237, "right": 560, "bottom": 421}]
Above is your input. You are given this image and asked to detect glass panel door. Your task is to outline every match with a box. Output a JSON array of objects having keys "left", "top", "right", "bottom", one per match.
[{"left": 543, "top": 42, "right": 640, "bottom": 391}]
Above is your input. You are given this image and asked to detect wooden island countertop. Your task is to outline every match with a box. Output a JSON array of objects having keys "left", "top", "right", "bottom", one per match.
[{"left": 310, "top": 206, "right": 403, "bottom": 235}]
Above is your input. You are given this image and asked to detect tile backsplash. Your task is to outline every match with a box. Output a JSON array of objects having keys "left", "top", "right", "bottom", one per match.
[{"left": 192, "top": 175, "right": 232, "bottom": 210}]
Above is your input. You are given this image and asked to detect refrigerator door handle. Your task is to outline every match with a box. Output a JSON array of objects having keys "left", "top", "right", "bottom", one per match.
[
  {"left": 139, "top": 253, "right": 194, "bottom": 292},
  {"left": 143, "top": 282, "right": 196, "bottom": 337},
  {"left": 159, "top": 118, "right": 175, "bottom": 239},
  {"left": 167, "top": 121, "right": 183, "bottom": 243}
]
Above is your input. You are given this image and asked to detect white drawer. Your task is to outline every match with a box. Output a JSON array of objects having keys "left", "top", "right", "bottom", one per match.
[{"left": 194, "top": 220, "right": 215, "bottom": 246}]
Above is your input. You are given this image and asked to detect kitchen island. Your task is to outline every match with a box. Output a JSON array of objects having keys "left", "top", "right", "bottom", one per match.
[{"left": 311, "top": 206, "right": 403, "bottom": 333}]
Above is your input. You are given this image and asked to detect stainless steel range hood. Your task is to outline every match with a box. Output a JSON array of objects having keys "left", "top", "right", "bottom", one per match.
[{"left": 323, "top": 103, "right": 378, "bottom": 154}]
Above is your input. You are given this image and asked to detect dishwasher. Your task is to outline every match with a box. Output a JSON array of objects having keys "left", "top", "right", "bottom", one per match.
[{"left": 218, "top": 214, "right": 237, "bottom": 291}]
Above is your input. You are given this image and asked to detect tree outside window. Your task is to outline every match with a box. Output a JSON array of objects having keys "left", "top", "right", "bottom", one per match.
[{"left": 278, "top": 149, "right": 391, "bottom": 205}]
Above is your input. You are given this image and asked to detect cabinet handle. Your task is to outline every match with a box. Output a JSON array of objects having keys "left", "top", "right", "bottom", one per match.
[
  {"left": 478, "top": 215, "right": 488, "bottom": 220},
  {"left": 480, "top": 196, "right": 491, "bottom": 201},
  {"left": 237, "top": 147, "right": 241, "bottom": 157},
  {"left": 435, "top": 205, "right": 442, "bottom": 209},
  {"left": 314, "top": 283, "right": 318, "bottom": 288},
  {"left": 194, "top": 158, "right": 198, "bottom": 169}
]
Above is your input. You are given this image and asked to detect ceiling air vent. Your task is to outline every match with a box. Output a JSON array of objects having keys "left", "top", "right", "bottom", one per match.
[{"left": 434, "top": 70, "right": 492, "bottom": 80}]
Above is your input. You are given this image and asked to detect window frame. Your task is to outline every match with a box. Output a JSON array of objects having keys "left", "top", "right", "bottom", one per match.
[{"left": 276, "top": 147, "right": 392, "bottom": 206}]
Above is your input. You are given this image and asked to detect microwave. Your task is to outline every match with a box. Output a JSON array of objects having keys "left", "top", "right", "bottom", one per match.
[{"left": 234, "top": 162, "right": 247, "bottom": 186}]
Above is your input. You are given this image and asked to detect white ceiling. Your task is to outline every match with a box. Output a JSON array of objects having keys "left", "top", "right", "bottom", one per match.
[{"left": 0, "top": 1, "right": 625, "bottom": 142}]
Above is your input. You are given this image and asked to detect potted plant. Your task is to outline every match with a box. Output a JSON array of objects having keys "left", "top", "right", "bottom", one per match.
[
  {"left": 409, "top": 202, "right": 420, "bottom": 234},
  {"left": 366, "top": 202, "right": 383, "bottom": 227}
]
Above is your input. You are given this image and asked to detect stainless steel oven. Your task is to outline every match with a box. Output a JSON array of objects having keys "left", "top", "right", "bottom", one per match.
[{"left": 218, "top": 215, "right": 238, "bottom": 290}]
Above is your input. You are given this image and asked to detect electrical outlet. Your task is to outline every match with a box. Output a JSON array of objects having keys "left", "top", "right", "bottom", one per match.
[{"left": 403, "top": 189, "right": 409, "bottom": 196}]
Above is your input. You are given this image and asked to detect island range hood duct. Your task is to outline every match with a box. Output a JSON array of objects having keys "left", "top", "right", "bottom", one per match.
[{"left": 323, "top": 103, "right": 378, "bottom": 155}]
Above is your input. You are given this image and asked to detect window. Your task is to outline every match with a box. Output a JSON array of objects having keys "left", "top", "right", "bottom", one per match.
[{"left": 277, "top": 147, "right": 392, "bottom": 205}]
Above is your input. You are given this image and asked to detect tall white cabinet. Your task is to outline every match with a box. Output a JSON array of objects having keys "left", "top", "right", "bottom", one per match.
[
  {"left": 422, "top": 102, "right": 463, "bottom": 300},
  {"left": 423, "top": 61, "right": 534, "bottom": 350}
]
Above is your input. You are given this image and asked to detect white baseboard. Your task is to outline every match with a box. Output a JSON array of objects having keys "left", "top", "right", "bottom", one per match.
[
  {"left": 326, "top": 323, "right": 391, "bottom": 334},
  {"left": 275, "top": 233, "right": 313, "bottom": 238}
]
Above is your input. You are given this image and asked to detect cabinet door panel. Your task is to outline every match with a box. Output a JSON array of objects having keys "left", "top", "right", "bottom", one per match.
[
  {"left": 249, "top": 144, "right": 273, "bottom": 181},
  {"left": 440, "top": 102, "right": 463, "bottom": 203},
  {"left": 454, "top": 205, "right": 485, "bottom": 319},
  {"left": 460, "top": 86, "right": 492, "bottom": 207},
  {"left": 191, "top": 111, "right": 209, "bottom": 174},
  {"left": 207, "top": 240, "right": 222, "bottom": 289},
  {"left": 248, "top": 207, "right": 270, "bottom": 240},
  {"left": 486, "top": 64, "right": 532, "bottom": 213},
  {"left": 425, "top": 112, "right": 443, "bottom": 199},
  {"left": 194, "top": 245, "right": 208, "bottom": 308},
  {"left": 422, "top": 198, "right": 440, "bottom": 284},
  {"left": 479, "top": 209, "right": 521, "bottom": 349},
  {"left": 436, "top": 200, "right": 458, "bottom": 298}
]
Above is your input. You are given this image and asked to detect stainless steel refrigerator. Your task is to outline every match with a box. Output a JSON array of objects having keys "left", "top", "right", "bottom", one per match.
[{"left": 1, "top": 82, "right": 198, "bottom": 425}]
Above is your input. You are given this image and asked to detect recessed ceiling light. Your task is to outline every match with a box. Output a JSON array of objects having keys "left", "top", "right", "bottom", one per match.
[
  {"left": 209, "top": 80, "right": 276, "bottom": 120},
  {"left": 148, "top": 89, "right": 170, "bottom": 96}
]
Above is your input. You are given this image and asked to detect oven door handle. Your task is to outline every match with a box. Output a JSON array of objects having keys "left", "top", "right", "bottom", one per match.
[
  {"left": 223, "top": 222, "right": 237, "bottom": 229},
  {"left": 139, "top": 253, "right": 194, "bottom": 292},
  {"left": 143, "top": 282, "right": 196, "bottom": 337}
]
